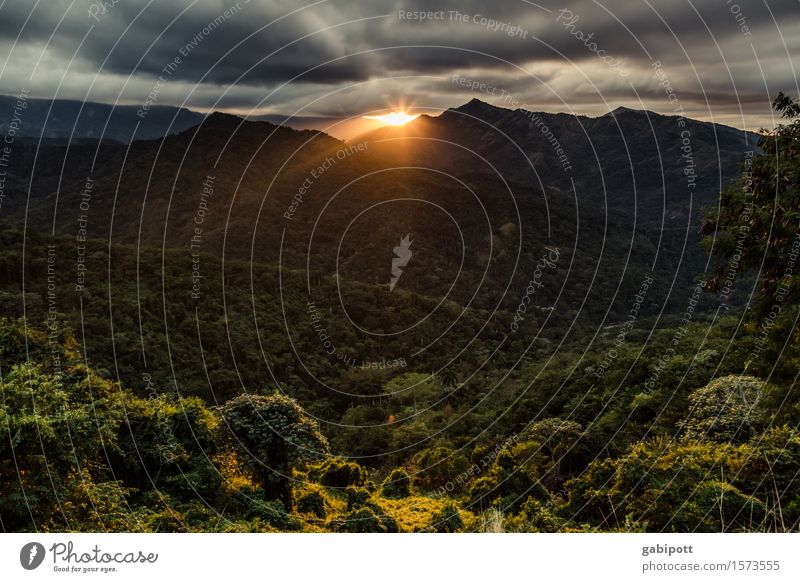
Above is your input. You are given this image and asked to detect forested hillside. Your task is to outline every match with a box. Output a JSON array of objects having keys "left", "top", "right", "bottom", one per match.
[{"left": 1, "top": 95, "right": 799, "bottom": 532}]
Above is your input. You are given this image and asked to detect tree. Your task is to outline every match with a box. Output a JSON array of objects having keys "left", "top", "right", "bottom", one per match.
[
  {"left": 681, "top": 375, "right": 765, "bottom": 442},
  {"left": 307, "top": 456, "right": 367, "bottom": 489},
  {"left": 114, "top": 393, "right": 221, "bottom": 499},
  {"left": 413, "top": 445, "right": 470, "bottom": 493},
  {"left": 702, "top": 92, "right": 800, "bottom": 310},
  {"left": 467, "top": 442, "right": 550, "bottom": 513},
  {"left": 0, "top": 361, "right": 124, "bottom": 531},
  {"left": 383, "top": 372, "right": 440, "bottom": 411},
  {"left": 220, "top": 393, "right": 329, "bottom": 509},
  {"left": 439, "top": 366, "right": 459, "bottom": 391},
  {"left": 525, "top": 418, "right": 584, "bottom": 486},
  {"left": 332, "top": 404, "right": 390, "bottom": 463}
]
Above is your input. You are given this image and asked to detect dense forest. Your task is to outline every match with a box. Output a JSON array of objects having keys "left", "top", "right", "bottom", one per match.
[{"left": 1, "top": 94, "right": 799, "bottom": 533}]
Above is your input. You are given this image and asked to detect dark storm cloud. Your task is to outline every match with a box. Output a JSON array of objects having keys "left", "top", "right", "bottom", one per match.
[
  {"left": 0, "top": 0, "right": 792, "bottom": 79},
  {"left": 0, "top": 0, "right": 797, "bottom": 127}
]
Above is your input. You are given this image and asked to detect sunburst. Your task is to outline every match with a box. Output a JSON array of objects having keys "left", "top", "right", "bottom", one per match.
[{"left": 363, "top": 111, "right": 419, "bottom": 126}]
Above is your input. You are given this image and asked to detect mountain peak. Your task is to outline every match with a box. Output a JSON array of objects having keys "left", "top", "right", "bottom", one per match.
[
  {"left": 605, "top": 106, "right": 640, "bottom": 117},
  {"left": 450, "top": 98, "right": 501, "bottom": 116}
]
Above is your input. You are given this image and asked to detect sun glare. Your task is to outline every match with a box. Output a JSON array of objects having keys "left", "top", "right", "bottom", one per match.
[{"left": 363, "top": 111, "right": 419, "bottom": 126}]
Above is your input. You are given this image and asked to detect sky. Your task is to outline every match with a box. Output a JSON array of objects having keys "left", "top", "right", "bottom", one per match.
[{"left": 0, "top": 0, "right": 797, "bottom": 138}]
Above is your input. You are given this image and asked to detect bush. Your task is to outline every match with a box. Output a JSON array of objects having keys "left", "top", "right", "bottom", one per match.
[
  {"left": 345, "top": 486, "right": 371, "bottom": 509},
  {"left": 0, "top": 360, "right": 124, "bottom": 531},
  {"left": 381, "top": 468, "right": 412, "bottom": 498},
  {"left": 428, "top": 501, "right": 465, "bottom": 532},
  {"left": 308, "top": 457, "right": 368, "bottom": 489},
  {"left": 296, "top": 486, "right": 329, "bottom": 519},
  {"left": 413, "top": 446, "right": 470, "bottom": 493},
  {"left": 505, "top": 498, "right": 562, "bottom": 532},
  {"left": 332, "top": 506, "right": 399, "bottom": 533},
  {"left": 467, "top": 447, "right": 550, "bottom": 513},
  {"left": 564, "top": 435, "right": 784, "bottom": 532}
]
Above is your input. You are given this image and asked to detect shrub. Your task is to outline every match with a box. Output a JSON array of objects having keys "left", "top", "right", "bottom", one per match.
[
  {"left": 467, "top": 447, "right": 550, "bottom": 513},
  {"left": 505, "top": 498, "right": 563, "bottom": 532},
  {"left": 381, "top": 468, "right": 412, "bottom": 498},
  {"left": 296, "top": 486, "right": 329, "bottom": 519},
  {"left": 345, "top": 486, "right": 371, "bottom": 509},
  {"left": 413, "top": 445, "right": 470, "bottom": 493},
  {"left": 308, "top": 457, "right": 368, "bottom": 489},
  {"left": 332, "top": 506, "right": 399, "bottom": 533},
  {"left": 428, "top": 501, "right": 465, "bottom": 532},
  {"left": 564, "top": 435, "right": 782, "bottom": 532}
]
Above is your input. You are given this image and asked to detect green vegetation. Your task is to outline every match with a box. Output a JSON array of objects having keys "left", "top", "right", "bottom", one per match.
[
  {"left": 2, "top": 307, "right": 798, "bottom": 532},
  {"left": 1, "top": 94, "right": 800, "bottom": 532},
  {"left": 704, "top": 91, "right": 800, "bottom": 311}
]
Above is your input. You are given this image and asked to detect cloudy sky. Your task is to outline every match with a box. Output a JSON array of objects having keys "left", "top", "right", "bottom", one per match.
[{"left": 0, "top": 0, "right": 797, "bottom": 137}]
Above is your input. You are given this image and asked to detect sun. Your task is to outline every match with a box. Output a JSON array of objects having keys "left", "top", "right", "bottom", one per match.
[{"left": 363, "top": 111, "right": 419, "bottom": 126}]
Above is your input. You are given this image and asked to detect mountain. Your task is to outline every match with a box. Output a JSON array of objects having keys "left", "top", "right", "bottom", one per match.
[
  {"left": 359, "top": 98, "right": 759, "bottom": 222},
  {"left": 0, "top": 98, "right": 760, "bottom": 419},
  {"left": 0, "top": 101, "right": 757, "bottom": 346},
  {"left": 0, "top": 94, "right": 204, "bottom": 142},
  {"left": 355, "top": 99, "right": 759, "bottom": 311}
]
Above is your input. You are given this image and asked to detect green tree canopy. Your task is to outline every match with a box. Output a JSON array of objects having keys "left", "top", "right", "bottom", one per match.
[
  {"left": 681, "top": 375, "right": 765, "bottom": 442},
  {"left": 220, "top": 393, "right": 329, "bottom": 508},
  {"left": 703, "top": 92, "right": 800, "bottom": 310}
]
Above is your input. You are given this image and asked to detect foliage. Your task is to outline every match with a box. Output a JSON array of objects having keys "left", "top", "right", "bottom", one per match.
[
  {"left": 703, "top": 91, "right": 800, "bottom": 311},
  {"left": 505, "top": 498, "right": 563, "bottom": 533},
  {"left": 1, "top": 307, "right": 799, "bottom": 533},
  {"left": 381, "top": 467, "right": 412, "bottom": 499},
  {"left": 220, "top": 393, "right": 329, "bottom": 508},
  {"left": 307, "top": 457, "right": 368, "bottom": 489},
  {"left": 564, "top": 431, "right": 800, "bottom": 532},
  {"left": 0, "top": 359, "right": 123, "bottom": 531},
  {"left": 428, "top": 500, "right": 465, "bottom": 532},
  {"left": 681, "top": 375, "right": 766, "bottom": 442},
  {"left": 332, "top": 505, "right": 399, "bottom": 533},
  {"left": 295, "top": 484, "right": 330, "bottom": 519},
  {"left": 413, "top": 445, "right": 470, "bottom": 493},
  {"left": 3, "top": 95, "right": 800, "bottom": 533}
]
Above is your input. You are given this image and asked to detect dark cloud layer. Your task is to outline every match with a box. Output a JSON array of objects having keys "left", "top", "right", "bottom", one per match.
[{"left": 0, "top": 0, "right": 797, "bottom": 131}]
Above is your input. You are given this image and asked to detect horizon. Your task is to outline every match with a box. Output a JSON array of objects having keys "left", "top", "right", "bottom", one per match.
[
  {"left": 0, "top": 1, "right": 794, "bottom": 140},
  {"left": 0, "top": 92, "right": 773, "bottom": 141}
]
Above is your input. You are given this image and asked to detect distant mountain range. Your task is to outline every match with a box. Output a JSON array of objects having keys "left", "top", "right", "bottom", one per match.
[
  {"left": 0, "top": 94, "right": 378, "bottom": 142},
  {"left": 0, "top": 95, "right": 203, "bottom": 142}
]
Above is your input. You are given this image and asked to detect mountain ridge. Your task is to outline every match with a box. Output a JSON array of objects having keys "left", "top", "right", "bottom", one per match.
[
  {"left": 0, "top": 94, "right": 205, "bottom": 143},
  {"left": 0, "top": 97, "right": 756, "bottom": 334}
]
